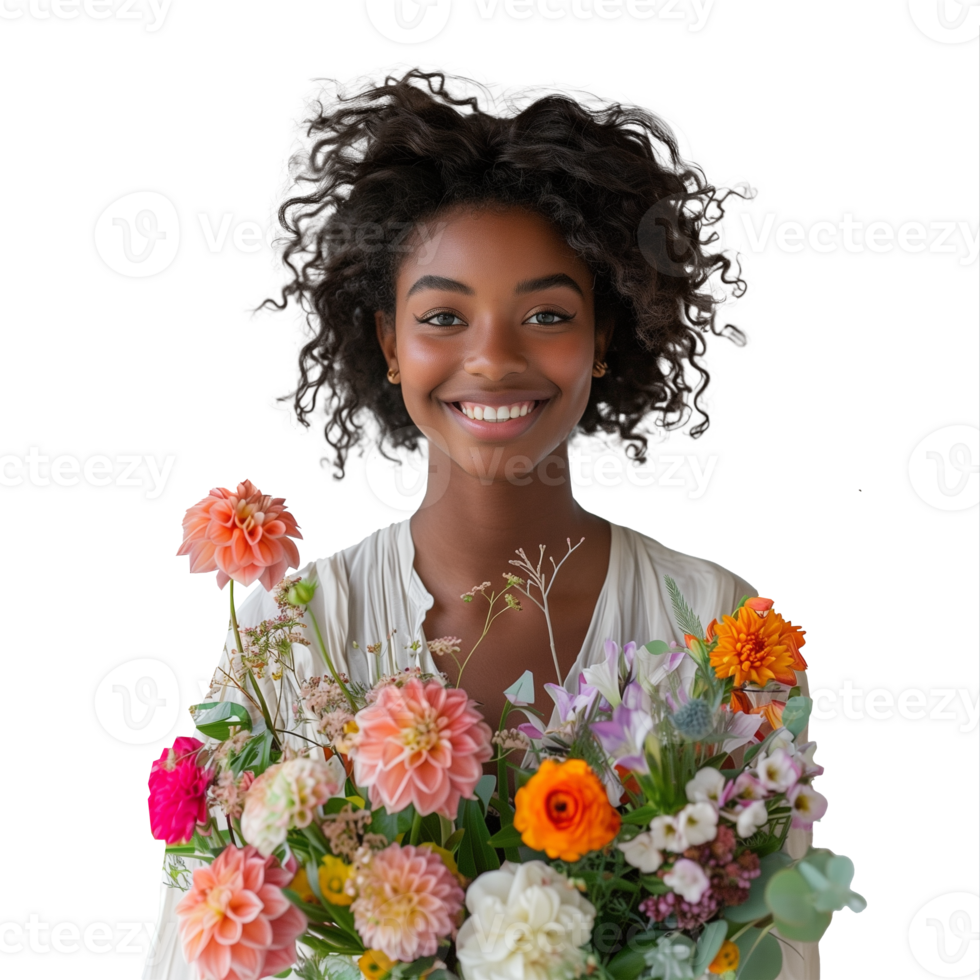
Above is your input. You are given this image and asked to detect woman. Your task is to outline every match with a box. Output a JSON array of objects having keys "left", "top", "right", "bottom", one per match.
[{"left": 146, "top": 70, "right": 816, "bottom": 979}]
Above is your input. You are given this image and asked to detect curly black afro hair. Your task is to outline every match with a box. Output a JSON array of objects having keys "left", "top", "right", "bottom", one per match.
[{"left": 265, "top": 69, "right": 750, "bottom": 476}]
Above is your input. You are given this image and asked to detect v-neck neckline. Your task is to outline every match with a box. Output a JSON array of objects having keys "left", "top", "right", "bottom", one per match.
[{"left": 399, "top": 518, "right": 621, "bottom": 690}]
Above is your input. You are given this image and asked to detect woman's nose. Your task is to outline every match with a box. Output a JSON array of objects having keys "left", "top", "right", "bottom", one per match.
[{"left": 462, "top": 317, "right": 527, "bottom": 381}]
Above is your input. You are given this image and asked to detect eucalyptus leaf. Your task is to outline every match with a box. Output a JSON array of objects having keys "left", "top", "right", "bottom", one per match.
[
  {"left": 765, "top": 868, "right": 833, "bottom": 942},
  {"left": 734, "top": 929, "right": 782, "bottom": 980},
  {"left": 725, "top": 851, "right": 791, "bottom": 923},
  {"left": 692, "top": 920, "right": 727, "bottom": 974},
  {"left": 644, "top": 640, "right": 670, "bottom": 656},
  {"left": 781, "top": 697, "right": 812, "bottom": 738}
]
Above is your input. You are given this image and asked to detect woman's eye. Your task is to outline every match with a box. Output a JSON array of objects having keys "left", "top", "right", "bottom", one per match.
[
  {"left": 422, "top": 312, "right": 465, "bottom": 327},
  {"left": 527, "top": 310, "right": 570, "bottom": 325}
]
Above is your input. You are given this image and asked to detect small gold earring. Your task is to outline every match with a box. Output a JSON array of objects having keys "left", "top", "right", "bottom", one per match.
[
  {"left": 387, "top": 367, "right": 400, "bottom": 384},
  {"left": 592, "top": 359, "right": 608, "bottom": 378}
]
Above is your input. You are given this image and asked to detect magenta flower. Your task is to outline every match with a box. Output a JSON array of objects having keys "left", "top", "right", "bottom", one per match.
[{"left": 148, "top": 736, "right": 214, "bottom": 845}]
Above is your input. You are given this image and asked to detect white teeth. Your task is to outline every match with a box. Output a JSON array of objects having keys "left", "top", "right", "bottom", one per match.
[{"left": 458, "top": 401, "right": 536, "bottom": 422}]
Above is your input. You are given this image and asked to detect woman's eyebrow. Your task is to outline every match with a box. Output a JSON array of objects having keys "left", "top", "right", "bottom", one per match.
[
  {"left": 515, "top": 273, "right": 584, "bottom": 297},
  {"left": 406, "top": 275, "right": 474, "bottom": 298}
]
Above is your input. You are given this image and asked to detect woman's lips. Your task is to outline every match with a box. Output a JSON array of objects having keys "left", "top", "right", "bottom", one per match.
[{"left": 445, "top": 399, "right": 547, "bottom": 438}]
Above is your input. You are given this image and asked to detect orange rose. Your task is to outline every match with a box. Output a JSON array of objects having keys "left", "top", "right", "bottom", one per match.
[{"left": 513, "top": 758, "right": 621, "bottom": 862}]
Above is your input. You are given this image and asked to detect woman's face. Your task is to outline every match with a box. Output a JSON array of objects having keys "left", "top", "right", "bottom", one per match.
[{"left": 377, "top": 207, "right": 607, "bottom": 483}]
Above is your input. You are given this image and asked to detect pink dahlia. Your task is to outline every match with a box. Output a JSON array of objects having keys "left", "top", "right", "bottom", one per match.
[
  {"left": 149, "top": 737, "right": 214, "bottom": 845},
  {"left": 175, "top": 845, "right": 306, "bottom": 980},
  {"left": 177, "top": 480, "right": 302, "bottom": 591},
  {"left": 350, "top": 677, "right": 493, "bottom": 819},
  {"left": 351, "top": 843, "right": 464, "bottom": 962}
]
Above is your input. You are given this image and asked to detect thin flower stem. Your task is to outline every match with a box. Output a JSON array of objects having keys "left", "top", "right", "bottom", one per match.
[
  {"left": 456, "top": 591, "right": 516, "bottom": 688},
  {"left": 305, "top": 603, "right": 357, "bottom": 712},
  {"left": 409, "top": 808, "right": 423, "bottom": 846},
  {"left": 509, "top": 537, "right": 584, "bottom": 685},
  {"left": 229, "top": 581, "right": 277, "bottom": 740}
]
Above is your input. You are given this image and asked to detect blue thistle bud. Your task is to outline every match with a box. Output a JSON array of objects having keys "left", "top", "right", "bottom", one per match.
[{"left": 670, "top": 698, "right": 713, "bottom": 739}]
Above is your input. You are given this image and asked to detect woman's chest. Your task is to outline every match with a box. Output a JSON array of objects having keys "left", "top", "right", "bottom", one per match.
[{"left": 419, "top": 579, "right": 606, "bottom": 727}]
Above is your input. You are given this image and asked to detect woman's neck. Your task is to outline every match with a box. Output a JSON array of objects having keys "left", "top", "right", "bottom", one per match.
[{"left": 409, "top": 442, "right": 608, "bottom": 590}]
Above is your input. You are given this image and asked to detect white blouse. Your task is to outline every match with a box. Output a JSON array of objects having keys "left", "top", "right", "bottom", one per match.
[{"left": 144, "top": 519, "right": 818, "bottom": 980}]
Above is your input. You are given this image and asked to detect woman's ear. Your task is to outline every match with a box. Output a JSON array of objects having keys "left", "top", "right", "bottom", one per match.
[
  {"left": 595, "top": 309, "right": 615, "bottom": 360},
  {"left": 375, "top": 310, "right": 397, "bottom": 370}
]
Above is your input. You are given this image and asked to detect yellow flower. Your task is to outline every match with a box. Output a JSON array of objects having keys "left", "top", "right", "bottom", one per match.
[
  {"left": 319, "top": 855, "right": 354, "bottom": 906},
  {"left": 358, "top": 949, "right": 395, "bottom": 979},
  {"left": 288, "top": 866, "right": 316, "bottom": 904},
  {"left": 709, "top": 939, "right": 739, "bottom": 973}
]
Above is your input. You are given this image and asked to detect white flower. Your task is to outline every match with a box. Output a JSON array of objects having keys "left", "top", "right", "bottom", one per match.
[
  {"left": 685, "top": 767, "right": 726, "bottom": 806},
  {"left": 649, "top": 814, "right": 687, "bottom": 853},
  {"left": 456, "top": 861, "right": 596, "bottom": 980},
  {"left": 678, "top": 802, "right": 718, "bottom": 846},
  {"left": 582, "top": 658, "right": 622, "bottom": 708},
  {"left": 617, "top": 832, "right": 663, "bottom": 873},
  {"left": 240, "top": 754, "right": 346, "bottom": 856},
  {"left": 735, "top": 800, "right": 769, "bottom": 838},
  {"left": 663, "top": 858, "right": 710, "bottom": 903},
  {"left": 767, "top": 727, "right": 796, "bottom": 755},
  {"left": 755, "top": 748, "right": 802, "bottom": 793}
]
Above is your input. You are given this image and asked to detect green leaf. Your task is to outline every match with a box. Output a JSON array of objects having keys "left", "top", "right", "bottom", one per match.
[
  {"left": 797, "top": 854, "right": 867, "bottom": 913},
  {"left": 693, "top": 920, "right": 728, "bottom": 974},
  {"left": 734, "top": 928, "right": 782, "bottom": 980},
  {"left": 664, "top": 575, "right": 705, "bottom": 640},
  {"left": 369, "top": 805, "right": 414, "bottom": 842},
  {"left": 765, "top": 868, "right": 833, "bottom": 942},
  {"left": 725, "top": 851, "right": 792, "bottom": 923},
  {"left": 190, "top": 701, "right": 252, "bottom": 741},
  {"left": 487, "top": 823, "right": 523, "bottom": 848},
  {"left": 443, "top": 828, "right": 466, "bottom": 853},
  {"left": 455, "top": 798, "right": 500, "bottom": 877},
  {"left": 781, "top": 696, "right": 812, "bottom": 738},
  {"left": 644, "top": 640, "right": 670, "bottom": 656},
  {"left": 396, "top": 956, "right": 437, "bottom": 978},
  {"left": 475, "top": 774, "right": 496, "bottom": 814},
  {"left": 621, "top": 804, "right": 657, "bottom": 825},
  {"left": 231, "top": 728, "right": 274, "bottom": 776}
]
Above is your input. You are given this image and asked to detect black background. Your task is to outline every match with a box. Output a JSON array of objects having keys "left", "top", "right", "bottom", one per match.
[{"left": 0, "top": 0, "right": 977, "bottom": 977}]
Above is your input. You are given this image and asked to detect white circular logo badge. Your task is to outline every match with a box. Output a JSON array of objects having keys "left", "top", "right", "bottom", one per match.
[
  {"left": 94, "top": 191, "right": 180, "bottom": 278},
  {"left": 909, "top": 892, "right": 980, "bottom": 977},
  {"left": 94, "top": 657, "right": 181, "bottom": 744},
  {"left": 364, "top": 425, "right": 449, "bottom": 510},
  {"left": 909, "top": 0, "right": 980, "bottom": 43},
  {"left": 365, "top": 0, "right": 452, "bottom": 43},
  {"left": 908, "top": 424, "right": 980, "bottom": 511}
]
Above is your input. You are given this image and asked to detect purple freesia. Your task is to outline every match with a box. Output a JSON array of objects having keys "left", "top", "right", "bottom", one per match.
[{"left": 591, "top": 681, "right": 654, "bottom": 774}]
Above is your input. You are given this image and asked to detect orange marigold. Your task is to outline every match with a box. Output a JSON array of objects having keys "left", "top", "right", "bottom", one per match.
[
  {"left": 710, "top": 604, "right": 801, "bottom": 687},
  {"left": 513, "top": 758, "right": 621, "bottom": 862}
]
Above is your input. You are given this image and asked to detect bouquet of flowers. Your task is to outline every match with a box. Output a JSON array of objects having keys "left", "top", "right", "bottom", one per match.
[{"left": 149, "top": 481, "right": 864, "bottom": 980}]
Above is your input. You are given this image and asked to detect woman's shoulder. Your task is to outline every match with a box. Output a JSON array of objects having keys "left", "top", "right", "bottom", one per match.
[
  {"left": 232, "top": 518, "right": 411, "bottom": 625},
  {"left": 612, "top": 521, "right": 756, "bottom": 618}
]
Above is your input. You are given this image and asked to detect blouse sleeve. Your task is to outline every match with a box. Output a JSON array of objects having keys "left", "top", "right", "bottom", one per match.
[{"left": 142, "top": 556, "right": 351, "bottom": 979}]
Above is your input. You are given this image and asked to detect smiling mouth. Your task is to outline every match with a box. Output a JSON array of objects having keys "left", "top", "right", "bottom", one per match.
[{"left": 451, "top": 400, "right": 542, "bottom": 422}]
